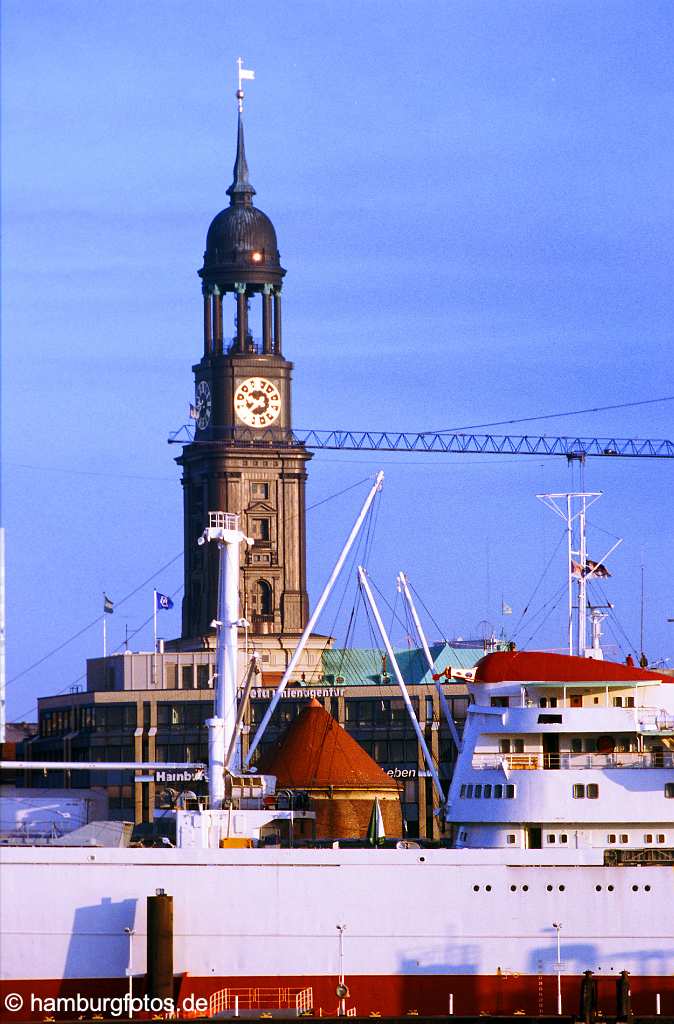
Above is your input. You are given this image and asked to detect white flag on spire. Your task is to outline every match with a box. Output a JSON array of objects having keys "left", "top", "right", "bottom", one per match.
[{"left": 240, "top": 68, "right": 255, "bottom": 81}]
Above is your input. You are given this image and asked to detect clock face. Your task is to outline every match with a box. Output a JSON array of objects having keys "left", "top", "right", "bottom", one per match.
[
  {"left": 195, "top": 379, "right": 211, "bottom": 430},
  {"left": 234, "top": 377, "right": 282, "bottom": 428}
]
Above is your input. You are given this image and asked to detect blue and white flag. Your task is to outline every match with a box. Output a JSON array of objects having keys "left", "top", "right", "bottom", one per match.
[{"left": 155, "top": 592, "right": 174, "bottom": 611}]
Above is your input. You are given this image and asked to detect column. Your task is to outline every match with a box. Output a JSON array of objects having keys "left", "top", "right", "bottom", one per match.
[
  {"left": 236, "top": 285, "right": 247, "bottom": 351},
  {"left": 273, "top": 288, "right": 282, "bottom": 355},
  {"left": 213, "top": 287, "right": 223, "bottom": 354},
  {"left": 262, "top": 286, "right": 273, "bottom": 354},
  {"left": 203, "top": 288, "right": 213, "bottom": 355}
]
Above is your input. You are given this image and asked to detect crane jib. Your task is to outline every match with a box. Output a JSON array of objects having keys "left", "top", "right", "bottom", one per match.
[{"left": 167, "top": 425, "right": 674, "bottom": 458}]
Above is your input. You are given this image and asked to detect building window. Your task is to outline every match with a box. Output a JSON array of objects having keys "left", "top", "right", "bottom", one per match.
[
  {"left": 425, "top": 695, "right": 434, "bottom": 721},
  {"left": 507, "top": 834, "right": 516, "bottom": 844},
  {"left": 573, "top": 784, "right": 585, "bottom": 799},
  {"left": 620, "top": 834, "right": 628, "bottom": 844},
  {"left": 182, "top": 666, "right": 194, "bottom": 689},
  {"left": 644, "top": 834, "right": 653, "bottom": 844},
  {"left": 607, "top": 834, "right": 616, "bottom": 844},
  {"left": 483, "top": 784, "right": 492, "bottom": 798},
  {"left": 459, "top": 784, "right": 467, "bottom": 798},
  {"left": 466, "top": 785, "right": 473, "bottom": 798},
  {"left": 540, "top": 697, "right": 558, "bottom": 708},
  {"left": 571, "top": 737, "right": 583, "bottom": 753},
  {"left": 251, "top": 482, "right": 269, "bottom": 500},
  {"left": 547, "top": 834, "right": 556, "bottom": 844},
  {"left": 490, "top": 696, "right": 509, "bottom": 707},
  {"left": 657, "top": 834, "right": 666, "bottom": 844},
  {"left": 251, "top": 518, "right": 270, "bottom": 542},
  {"left": 587, "top": 784, "right": 599, "bottom": 799},
  {"left": 474, "top": 784, "right": 482, "bottom": 798},
  {"left": 253, "top": 579, "right": 273, "bottom": 617},
  {"left": 570, "top": 695, "right": 583, "bottom": 708},
  {"left": 665, "top": 783, "right": 674, "bottom": 798},
  {"left": 197, "top": 665, "right": 211, "bottom": 689},
  {"left": 166, "top": 664, "right": 178, "bottom": 689},
  {"left": 560, "top": 834, "right": 568, "bottom": 844},
  {"left": 499, "top": 739, "right": 511, "bottom": 754},
  {"left": 494, "top": 784, "right": 503, "bottom": 799},
  {"left": 505, "top": 784, "right": 515, "bottom": 799}
]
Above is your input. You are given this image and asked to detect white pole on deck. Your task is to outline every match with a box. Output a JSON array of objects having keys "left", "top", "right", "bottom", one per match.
[
  {"left": 245, "top": 471, "right": 384, "bottom": 767},
  {"left": 124, "top": 927, "right": 134, "bottom": 1017},
  {"left": 553, "top": 921, "right": 562, "bottom": 1015},
  {"left": 199, "top": 512, "right": 251, "bottom": 805},
  {"left": 358, "top": 567, "right": 445, "bottom": 805},
  {"left": 397, "top": 571, "right": 461, "bottom": 750}
]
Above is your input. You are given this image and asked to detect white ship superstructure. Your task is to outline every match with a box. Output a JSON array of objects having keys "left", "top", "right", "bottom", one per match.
[{"left": 448, "top": 650, "right": 674, "bottom": 852}]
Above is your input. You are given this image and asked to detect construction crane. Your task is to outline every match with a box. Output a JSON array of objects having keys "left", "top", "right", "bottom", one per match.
[{"left": 169, "top": 425, "right": 674, "bottom": 458}]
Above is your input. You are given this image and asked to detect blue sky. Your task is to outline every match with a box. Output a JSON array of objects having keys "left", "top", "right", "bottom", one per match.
[{"left": 3, "top": 1, "right": 673, "bottom": 720}]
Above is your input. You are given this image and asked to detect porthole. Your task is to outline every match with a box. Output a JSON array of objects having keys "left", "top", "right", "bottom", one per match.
[
  {"left": 419, "top": 856, "right": 425, "bottom": 863},
  {"left": 558, "top": 885, "right": 565, "bottom": 892},
  {"left": 596, "top": 885, "right": 602, "bottom": 892},
  {"left": 522, "top": 885, "right": 529, "bottom": 892},
  {"left": 632, "top": 885, "right": 638, "bottom": 892},
  {"left": 608, "top": 885, "right": 614, "bottom": 892},
  {"left": 645, "top": 885, "right": 651, "bottom": 892},
  {"left": 546, "top": 884, "right": 553, "bottom": 892},
  {"left": 485, "top": 884, "right": 492, "bottom": 892},
  {"left": 473, "top": 885, "right": 479, "bottom": 892},
  {"left": 510, "top": 884, "right": 517, "bottom": 892}
]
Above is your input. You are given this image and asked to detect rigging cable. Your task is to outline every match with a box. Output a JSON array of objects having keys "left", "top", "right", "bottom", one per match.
[{"left": 6, "top": 551, "right": 185, "bottom": 687}]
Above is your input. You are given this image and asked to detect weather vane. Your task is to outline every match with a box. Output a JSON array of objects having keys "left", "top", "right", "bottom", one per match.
[{"left": 236, "top": 57, "right": 255, "bottom": 113}]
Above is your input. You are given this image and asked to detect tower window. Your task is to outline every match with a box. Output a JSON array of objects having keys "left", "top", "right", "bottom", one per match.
[
  {"left": 253, "top": 580, "right": 273, "bottom": 617},
  {"left": 251, "top": 482, "right": 269, "bottom": 500},
  {"left": 251, "top": 518, "right": 270, "bottom": 542}
]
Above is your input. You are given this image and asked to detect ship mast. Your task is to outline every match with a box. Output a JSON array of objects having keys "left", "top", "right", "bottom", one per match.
[
  {"left": 537, "top": 491, "right": 621, "bottom": 657},
  {"left": 198, "top": 512, "right": 252, "bottom": 806}
]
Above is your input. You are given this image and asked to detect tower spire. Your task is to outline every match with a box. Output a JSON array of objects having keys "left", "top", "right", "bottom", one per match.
[{"left": 227, "top": 59, "right": 256, "bottom": 206}]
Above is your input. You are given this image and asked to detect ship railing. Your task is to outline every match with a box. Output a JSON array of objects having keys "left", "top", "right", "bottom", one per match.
[
  {"left": 208, "top": 986, "right": 314, "bottom": 1015},
  {"left": 472, "top": 751, "right": 674, "bottom": 770},
  {"left": 637, "top": 708, "right": 674, "bottom": 733}
]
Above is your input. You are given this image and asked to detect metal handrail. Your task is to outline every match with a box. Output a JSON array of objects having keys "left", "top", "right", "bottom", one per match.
[{"left": 472, "top": 751, "right": 674, "bottom": 770}]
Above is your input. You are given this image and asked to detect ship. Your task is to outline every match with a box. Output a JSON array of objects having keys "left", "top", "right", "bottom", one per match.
[{"left": 2, "top": 548, "right": 673, "bottom": 1017}]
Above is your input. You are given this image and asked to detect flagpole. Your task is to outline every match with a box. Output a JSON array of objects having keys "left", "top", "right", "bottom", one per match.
[
  {"left": 152, "top": 590, "right": 157, "bottom": 688},
  {"left": 103, "top": 596, "right": 107, "bottom": 659}
]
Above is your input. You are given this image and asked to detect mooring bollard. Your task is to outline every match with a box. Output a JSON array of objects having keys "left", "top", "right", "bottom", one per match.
[
  {"left": 616, "top": 970, "right": 631, "bottom": 1022},
  {"left": 579, "top": 969, "right": 598, "bottom": 1024}
]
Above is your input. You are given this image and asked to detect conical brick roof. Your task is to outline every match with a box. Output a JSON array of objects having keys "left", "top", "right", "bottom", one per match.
[{"left": 259, "top": 699, "right": 399, "bottom": 789}]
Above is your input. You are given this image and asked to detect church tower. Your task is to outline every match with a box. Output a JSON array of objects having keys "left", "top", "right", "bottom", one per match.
[{"left": 177, "top": 87, "right": 311, "bottom": 643}]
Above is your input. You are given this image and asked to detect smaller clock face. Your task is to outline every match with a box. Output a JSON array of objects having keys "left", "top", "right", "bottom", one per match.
[
  {"left": 195, "top": 379, "right": 211, "bottom": 430},
  {"left": 234, "top": 377, "right": 282, "bottom": 428}
]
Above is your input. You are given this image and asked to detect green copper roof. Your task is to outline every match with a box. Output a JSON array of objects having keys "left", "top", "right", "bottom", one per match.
[{"left": 322, "top": 642, "right": 490, "bottom": 687}]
